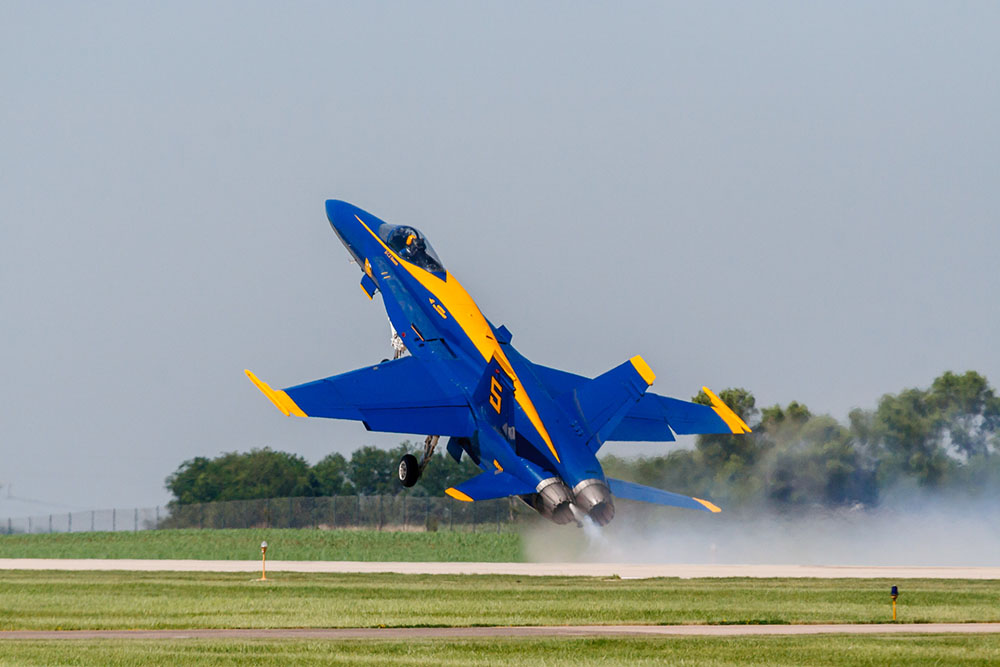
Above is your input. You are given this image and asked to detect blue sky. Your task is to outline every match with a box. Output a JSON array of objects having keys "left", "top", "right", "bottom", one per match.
[{"left": 2, "top": 2, "right": 998, "bottom": 511}]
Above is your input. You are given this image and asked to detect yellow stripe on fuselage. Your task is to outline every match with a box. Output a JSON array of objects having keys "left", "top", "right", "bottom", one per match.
[{"left": 354, "top": 215, "right": 561, "bottom": 462}]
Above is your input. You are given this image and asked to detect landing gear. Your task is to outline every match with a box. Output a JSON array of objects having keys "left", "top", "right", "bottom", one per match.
[
  {"left": 390, "top": 320, "right": 407, "bottom": 360},
  {"left": 398, "top": 454, "right": 420, "bottom": 487},
  {"left": 397, "top": 435, "right": 440, "bottom": 488}
]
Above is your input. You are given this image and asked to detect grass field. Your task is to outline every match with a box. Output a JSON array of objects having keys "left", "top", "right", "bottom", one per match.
[
  {"left": 2, "top": 635, "right": 999, "bottom": 666},
  {"left": 2, "top": 571, "right": 999, "bottom": 631},
  {"left": 0, "top": 529, "right": 522, "bottom": 561}
]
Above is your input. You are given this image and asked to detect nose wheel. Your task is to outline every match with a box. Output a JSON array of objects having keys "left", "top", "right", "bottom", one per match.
[{"left": 397, "top": 435, "right": 440, "bottom": 488}]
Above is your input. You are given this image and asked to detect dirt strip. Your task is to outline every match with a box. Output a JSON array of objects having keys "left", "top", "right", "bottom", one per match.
[
  {"left": 4, "top": 624, "right": 1000, "bottom": 640},
  {"left": 1, "top": 559, "right": 999, "bottom": 579}
]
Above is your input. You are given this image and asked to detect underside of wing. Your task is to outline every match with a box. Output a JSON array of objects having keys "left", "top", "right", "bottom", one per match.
[
  {"left": 607, "top": 478, "right": 721, "bottom": 513},
  {"left": 245, "top": 356, "right": 475, "bottom": 437}
]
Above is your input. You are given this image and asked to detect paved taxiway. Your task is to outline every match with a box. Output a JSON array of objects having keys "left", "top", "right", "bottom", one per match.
[
  {"left": 1, "top": 559, "right": 998, "bottom": 579},
  {"left": 5, "top": 624, "right": 1000, "bottom": 640}
]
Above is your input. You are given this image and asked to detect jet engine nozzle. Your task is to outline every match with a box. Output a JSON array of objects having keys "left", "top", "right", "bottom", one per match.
[
  {"left": 530, "top": 477, "right": 575, "bottom": 525},
  {"left": 573, "top": 479, "right": 615, "bottom": 526}
]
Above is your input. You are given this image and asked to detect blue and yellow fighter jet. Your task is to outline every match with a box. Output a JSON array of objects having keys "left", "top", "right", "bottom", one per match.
[{"left": 246, "top": 201, "right": 750, "bottom": 526}]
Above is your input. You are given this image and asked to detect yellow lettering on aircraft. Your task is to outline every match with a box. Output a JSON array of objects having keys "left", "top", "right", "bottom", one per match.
[
  {"left": 429, "top": 298, "right": 448, "bottom": 319},
  {"left": 489, "top": 376, "right": 503, "bottom": 413}
]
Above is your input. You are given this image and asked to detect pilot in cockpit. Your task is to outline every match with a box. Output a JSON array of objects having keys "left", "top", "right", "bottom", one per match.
[{"left": 383, "top": 225, "right": 445, "bottom": 274}]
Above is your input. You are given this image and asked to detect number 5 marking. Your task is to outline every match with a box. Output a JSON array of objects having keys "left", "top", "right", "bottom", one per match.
[{"left": 489, "top": 377, "right": 503, "bottom": 413}]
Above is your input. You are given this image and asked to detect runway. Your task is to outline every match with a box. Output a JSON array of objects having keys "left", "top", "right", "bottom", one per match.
[
  {"left": 4, "top": 623, "right": 1000, "bottom": 640},
  {"left": 1, "top": 559, "right": 999, "bottom": 579}
]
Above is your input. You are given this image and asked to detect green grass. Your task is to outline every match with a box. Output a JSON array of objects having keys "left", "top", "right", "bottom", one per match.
[
  {"left": 2, "top": 636, "right": 1000, "bottom": 666},
  {"left": 2, "top": 571, "right": 999, "bottom": 631},
  {"left": 0, "top": 529, "right": 522, "bottom": 561}
]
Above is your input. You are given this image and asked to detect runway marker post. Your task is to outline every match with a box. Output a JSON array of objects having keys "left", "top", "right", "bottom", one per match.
[
  {"left": 891, "top": 585, "right": 898, "bottom": 621},
  {"left": 259, "top": 541, "right": 268, "bottom": 581}
]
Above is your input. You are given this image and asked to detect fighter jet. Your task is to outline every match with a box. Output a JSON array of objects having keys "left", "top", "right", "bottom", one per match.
[{"left": 246, "top": 200, "right": 750, "bottom": 526}]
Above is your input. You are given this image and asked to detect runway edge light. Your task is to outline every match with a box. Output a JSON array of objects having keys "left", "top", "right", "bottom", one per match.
[{"left": 259, "top": 541, "right": 268, "bottom": 581}]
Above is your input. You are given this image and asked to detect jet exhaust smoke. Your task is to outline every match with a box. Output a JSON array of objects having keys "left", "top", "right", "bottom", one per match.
[{"left": 523, "top": 490, "right": 1000, "bottom": 566}]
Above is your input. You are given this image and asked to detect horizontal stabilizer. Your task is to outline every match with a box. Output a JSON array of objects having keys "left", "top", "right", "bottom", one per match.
[
  {"left": 607, "top": 478, "right": 721, "bottom": 513},
  {"left": 528, "top": 362, "right": 750, "bottom": 440},
  {"left": 445, "top": 470, "right": 537, "bottom": 502}
]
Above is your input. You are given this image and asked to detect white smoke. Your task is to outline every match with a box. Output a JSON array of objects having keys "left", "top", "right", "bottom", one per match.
[{"left": 523, "top": 494, "right": 1000, "bottom": 566}]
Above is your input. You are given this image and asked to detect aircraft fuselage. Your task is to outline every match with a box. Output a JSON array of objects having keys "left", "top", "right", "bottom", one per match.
[{"left": 328, "top": 200, "right": 614, "bottom": 524}]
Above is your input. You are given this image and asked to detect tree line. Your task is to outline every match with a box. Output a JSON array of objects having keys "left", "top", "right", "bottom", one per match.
[
  {"left": 603, "top": 370, "right": 1000, "bottom": 511},
  {"left": 165, "top": 442, "right": 481, "bottom": 508},
  {"left": 166, "top": 370, "right": 1000, "bottom": 511}
]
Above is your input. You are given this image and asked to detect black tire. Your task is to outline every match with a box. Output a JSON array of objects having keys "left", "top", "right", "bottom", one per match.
[{"left": 398, "top": 454, "right": 420, "bottom": 487}]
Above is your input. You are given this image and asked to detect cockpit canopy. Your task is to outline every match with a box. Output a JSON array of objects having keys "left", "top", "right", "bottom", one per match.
[{"left": 378, "top": 223, "right": 445, "bottom": 275}]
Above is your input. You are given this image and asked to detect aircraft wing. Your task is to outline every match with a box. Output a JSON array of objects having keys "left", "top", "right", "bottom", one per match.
[
  {"left": 607, "top": 478, "right": 721, "bottom": 513},
  {"left": 245, "top": 356, "right": 476, "bottom": 437},
  {"left": 529, "top": 362, "right": 750, "bottom": 440}
]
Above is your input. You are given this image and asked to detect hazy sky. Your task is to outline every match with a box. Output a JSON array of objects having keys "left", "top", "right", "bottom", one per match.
[{"left": 2, "top": 3, "right": 998, "bottom": 513}]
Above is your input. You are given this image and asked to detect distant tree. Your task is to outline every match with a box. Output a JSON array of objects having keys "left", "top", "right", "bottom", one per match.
[
  {"left": 347, "top": 445, "right": 400, "bottom": 496},
  {"left": 165, "top": 448, "right": 318, "bottom": 505},
  {"left": 165, "top": 456, "right": 221, "bottom": 506},
  {"left": 870, "top": 387, "right": 951, "bottom": 487},
  {"left": 764, "top": 413, "right": 876, "bottom": 509},
  {"left": 843, "top": 371, "right": 1000, "bottom": 492},
  {"left": 312, "top": 452, "right": 353, "bottom": 496},
  {"left": 928, "top": 371, "right": 1000, "bottom": 459}
]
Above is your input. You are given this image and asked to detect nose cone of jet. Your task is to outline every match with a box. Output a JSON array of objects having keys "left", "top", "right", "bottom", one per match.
[{"left": 326, "top": 199, "right": 367, "bottom": 264}]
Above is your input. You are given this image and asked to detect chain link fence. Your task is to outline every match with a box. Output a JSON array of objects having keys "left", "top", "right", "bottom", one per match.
[{"left": 2, "top": 495, "right": 528, "bottom": 534}]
